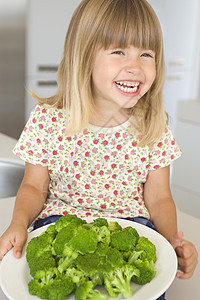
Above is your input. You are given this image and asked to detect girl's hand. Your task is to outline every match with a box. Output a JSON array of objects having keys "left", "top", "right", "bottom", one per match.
[
  {"left": 170, "top": 231, "right": 198, "bottom": 279},
  {"left": 0, "top": 223, "right": 27, "bottom": 261}
]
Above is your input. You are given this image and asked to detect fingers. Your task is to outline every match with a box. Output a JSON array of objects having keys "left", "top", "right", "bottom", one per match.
[
  {"left": 13, "top": 233, "right": 27, "bottom": 259},
  {"left": 0, "top": 239, "right": 14, "bottom": 260},
  {"left": 175, "top": 242, "right": 198, "bottom": 279},
  {"left": 0, "top": 228, "right": 27, "bottom": 261}
]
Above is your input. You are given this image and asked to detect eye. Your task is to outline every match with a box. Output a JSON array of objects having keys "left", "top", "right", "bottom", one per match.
[
  {"left": 111, "top": 50, "right": 125, "bottom": 56},
  {"left": 141, "top": 51, "right": 155, "bottom": 58}
]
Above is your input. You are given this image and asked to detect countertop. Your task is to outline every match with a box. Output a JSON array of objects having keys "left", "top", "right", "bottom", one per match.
[{"left": 0, "top": 133, "right": 199, "bottom": 299}]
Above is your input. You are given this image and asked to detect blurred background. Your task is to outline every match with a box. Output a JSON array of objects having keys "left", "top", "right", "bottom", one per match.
[
  {"left": 0, "top": 0, "right": 200, "bottom": 218},
  {"left": 0, "top": 0, "right": 26, "bottom": 138}
]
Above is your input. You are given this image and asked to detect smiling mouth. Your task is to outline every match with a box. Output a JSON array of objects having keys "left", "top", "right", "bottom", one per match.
[{"left": 115, "top": 81, "right": 140, "bottom": 93}]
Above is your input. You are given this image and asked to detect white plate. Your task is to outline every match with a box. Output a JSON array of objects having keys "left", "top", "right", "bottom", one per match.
[{"left": 0, "top": 218, "right": 177, "bottom": 300}]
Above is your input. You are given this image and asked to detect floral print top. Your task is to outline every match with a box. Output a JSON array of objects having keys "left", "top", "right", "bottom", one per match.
[{"left": 13, "top": 104, "right": 182, "bottom": 225}]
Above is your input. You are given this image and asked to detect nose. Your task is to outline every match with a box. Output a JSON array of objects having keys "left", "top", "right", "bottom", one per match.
[{"left": 126, "top": 58, "right": 142, "bottom": 74}]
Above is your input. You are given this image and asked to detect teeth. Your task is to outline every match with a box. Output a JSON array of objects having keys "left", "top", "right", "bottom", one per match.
[{"left": 115, "top": 81, "right": 139, "bottom": 93}]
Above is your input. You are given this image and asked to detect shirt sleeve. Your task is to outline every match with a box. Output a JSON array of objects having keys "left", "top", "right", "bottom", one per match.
[
  {"left": 149, "top": 126, "right": 182, "bottom": 170},
  {"left": 13, "top": 104, "right": 49, "bottom": 166}
]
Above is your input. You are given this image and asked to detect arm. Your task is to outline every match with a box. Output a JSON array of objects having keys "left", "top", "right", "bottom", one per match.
[
  {"left": 144, "top": 165, "right": 177, "bottom": 241},
  {"left": 0, "top": 162, "right": 49, "bottom": 260},
  {"left": 144, "top": 165, "right": 198, "bottom": 279}
]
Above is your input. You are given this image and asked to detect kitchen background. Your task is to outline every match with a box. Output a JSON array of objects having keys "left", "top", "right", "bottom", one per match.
[{"left": 0, "top": 0, "right": 200, "bottom": 218}]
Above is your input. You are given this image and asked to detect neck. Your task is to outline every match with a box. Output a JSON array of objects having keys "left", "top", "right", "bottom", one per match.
[{"left": 90, "top": 106, "right": 131, "bottom": 128}]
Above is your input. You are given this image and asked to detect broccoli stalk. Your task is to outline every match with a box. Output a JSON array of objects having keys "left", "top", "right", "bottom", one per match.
[
  {"left": 128, "top": 250, "right": 143, "bottom": 264},
  {"left": 75, "top": 281, "right": 107, "bottom": 300},
  {"left": 104, "top": 264, "right": 140, "bottom": 298}
]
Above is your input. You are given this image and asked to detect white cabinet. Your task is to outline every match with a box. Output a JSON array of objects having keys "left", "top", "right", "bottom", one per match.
[
  {"left": 25, "top": 0, "right": 82, "bottom": 119},
  {"left": 148, "top": 0, "right": 200, "bottom": 133},
  {"left": 26, "top": 0, "right": 81, "bottom": 78},
  {"left": 171, "top": 101, "right": 200, "bottom": 219}
]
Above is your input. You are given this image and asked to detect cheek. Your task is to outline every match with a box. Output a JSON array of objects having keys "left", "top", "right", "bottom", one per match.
[{"left": 148, "top": 65, "right": 156, "bottom": 84}]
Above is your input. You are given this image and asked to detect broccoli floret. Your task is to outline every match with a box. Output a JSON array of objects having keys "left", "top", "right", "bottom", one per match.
[
  {"left": 52, "top": 224, "right": 78, "bottom": 256},
  {"left": 123, "top": 226, "right": 139, "bottom": 243},
  {"left": 65, "top": 267, "right": 86, "bottom": 286},
  {"left": 48, "top": 277, "right": 74, "bottom": 300},
  {"left": 106, "top": 247, "right": 124, "bottom": 267},
  {"left": 55, "top": 214, "right": 86, "bottom": 232},
  {"left": 28, "top": 279, "right": 49, "bottom": 299},
  {"left": 75, "top": 281, "right": 107, "bottom": 300},
  {"left": 75, "top": 252, "right": 100, "bottom": 274},
  {"left": 52, "top": 224, "right": 83, "bottom": 273},
  {"left": 26, "top": 232, "right": 54, "bottom": 264},
  {"left": 132, "top": 259, "right": 156, "bottom": 285},
  {"left": 90, "top": 225, "right": 110, "bottom": 245},
  {"left": 34, "top": 267, "right": 60, "bottom": 285},
  {"left": 69, "top": 228, "right": 98, "bottom": 255},
  {"left": 108, "top": 221, "right": 122, "bottom": 236},
  {"left": 96, "top": 243, "right": 110, "bottom": 256},
  {"left": 110, "top": 230, "right": 135, "bottom": 251},
  {"left": 28, "top": 251, "right": 57, "bottom": 277},
  {"left": 28, "top": 268, "right": 74, "bottom": 300},
  {"left": 136, "top": 236, "right": 157, "bottom": 263},
  {"left": 45, "top": 224, "right": 57, "bottom": 239},
  {"left": 75, "top": 252, "right": 105, "bottom": 286},
  {"left": 104, "top": 264, "right": 140, "bottom": 298},
  {"left": 93, "top": 218, "right": 109, "bottom": 227}
]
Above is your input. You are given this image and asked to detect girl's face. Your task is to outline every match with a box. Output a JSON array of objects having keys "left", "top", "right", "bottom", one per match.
[{"left": 92, "top": 45, "right": 156, "bottom": 112}]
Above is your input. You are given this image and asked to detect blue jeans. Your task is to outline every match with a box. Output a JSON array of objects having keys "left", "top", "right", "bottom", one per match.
[{"left": 33, "top": 215, "right": 165, "bottom": 300}]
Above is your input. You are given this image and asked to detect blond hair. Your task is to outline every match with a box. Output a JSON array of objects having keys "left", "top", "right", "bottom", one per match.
[{"left": 34, "top": 0, "right": 167, "bottom": 147}]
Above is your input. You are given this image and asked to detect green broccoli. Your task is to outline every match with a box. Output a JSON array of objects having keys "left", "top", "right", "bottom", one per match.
[
  {"left": 96, "top": 242, "right": 110, "bottom": 256},
  {"left": 55, "top": 214, "right": 86, "bottom": 232},
  {"left": 28, "top": 279, "right": 49, "bottom": 299},
  {"left": 123, "top": 226, "right": 139, "bottom": 243},
  {"left": 90, "top": 225, "right": 110, "bottom": 245},
  {"left": 136, "top": 236, "right": 157, "bottom": 263},
  {"left": 104, "top": 264, "right": 140, "bottom": 298},
  {"left": 28, "top": 267, "right": 74, "bottom": 300},
  {"left": 65, "top": 267, "right": 86, "bottom": 286},
  {"left": 106, "top": 247, "right": 124, "bottom": 268},
  {"left": 108, "top": 221, "right": 122, "bottom": 236},
  {"left": 26, "top": 214, "right": 158, "bottom": 300},
  {"left": 57, "top": 250, "right": 79, "bottom": 273},
  {"left": 75, "top": 281, "right": 107, "bottom": 300},
  {"left": 26, "top": 232, "right": 57, "bottom": 277},
  {"left": 128, "top": 250, "right": 143, "bottom": 264},
  {"left": 75, "top": 252, "right": 104, "bottom": 286},
  {"left": 132, "top": 259, "right": 156, "bottom": 285},
  {"left": 52, "top": 223, "right": 78, "bottom": 256},
  {"left": 47, "top": 277, "right": 74, "bottom": 300},
  {"left": 110, "top": 230, "right": 136, "bottom": 251},
  {"left": 52, "top": 224, "right": 80, "bottom": 273},
  {"left": 93, "top": 218, "right": 109, "bottom": 227},
  {"left": 69, "top": 227, "right": 98, "bottom": 255},
  {"left": 45, "top": 224, "right": 57, "bottom": 239},
  {"left": 26, "top": 232, "right": 54, "bottom": 262}
]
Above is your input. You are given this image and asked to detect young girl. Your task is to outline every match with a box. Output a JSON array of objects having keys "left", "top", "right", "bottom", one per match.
[{"left": 0, "top": 0, "right": 197, "bottom": 294}]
